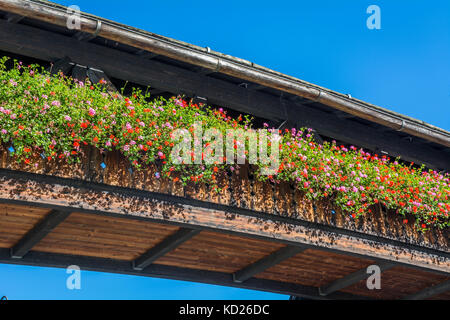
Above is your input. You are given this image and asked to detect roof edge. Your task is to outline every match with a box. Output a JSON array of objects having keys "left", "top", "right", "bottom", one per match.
[{"left": 2, "top": 0, "right": 449, "bottom": 147}]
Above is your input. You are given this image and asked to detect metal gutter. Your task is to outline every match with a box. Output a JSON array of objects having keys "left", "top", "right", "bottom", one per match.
[{"left": 1, "top": 0, "right": 449, "bottom": 147}]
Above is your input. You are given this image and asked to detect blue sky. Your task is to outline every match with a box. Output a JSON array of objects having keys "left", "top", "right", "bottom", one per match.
[{"left": 1, "top": 0, "right": 449, "bottom": 299}]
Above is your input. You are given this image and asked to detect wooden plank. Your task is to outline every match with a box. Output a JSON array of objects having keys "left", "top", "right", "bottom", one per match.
[
  {"left": 132, "top": 228, "right": 200, "bottom": 270},
  {"left": 319, "top": 261, "right": 396, "bottom": 296},
  {"left": 402, "top": 280, "right": 450, "bottom": 300},
  {"left": 233, "top": 246, "right": 306, "bottom": 283},
  {"left": 10, "top": 209, "right": 71, "bottom": 258}
]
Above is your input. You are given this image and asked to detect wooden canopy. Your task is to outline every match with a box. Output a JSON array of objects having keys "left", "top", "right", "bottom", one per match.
[
  {"left": 0, "top": 0, "right": 448, "bottom": 300},
  {"left": 0, "top": 146, "right": 448, "bottom": 300}
]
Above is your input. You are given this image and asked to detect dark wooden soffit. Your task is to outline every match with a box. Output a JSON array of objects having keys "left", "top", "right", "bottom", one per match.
[
  {"left": 0, "top": 167, "right": 447, "bottom": 275},
  {"left": 0, "top": 19, "right": 448, "bottom": 171}
]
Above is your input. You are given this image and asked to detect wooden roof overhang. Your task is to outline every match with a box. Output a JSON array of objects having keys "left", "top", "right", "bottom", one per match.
[
  {"left": 0, "top": 0, "right": 448, "bottom": 300},
  {"left": 0, "top": 0, "right": 449, "bottom": 171},
  {"left": 0, "top": 146, "right": 448, "bottom": 300}
]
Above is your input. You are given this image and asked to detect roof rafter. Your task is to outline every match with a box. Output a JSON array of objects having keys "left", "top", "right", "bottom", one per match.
[
  {"left": 319, "top": 261, "right": 396, "bottom": 296},
  {"left": 132, "top": 228, "right": 200, "bottom": 271},
  {"left": 233, "top": 246, "right": 307, "bottom": 283},
  {"left": 10, "top": 209, "right": 71, "bottom": 259}
]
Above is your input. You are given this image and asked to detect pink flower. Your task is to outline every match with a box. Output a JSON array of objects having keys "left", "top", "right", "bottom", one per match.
[
  {"left": 88, "top": 108, "right": 96, "bottom": 116},
  {"left": 64, "top": 115, "right": 72, "bottom": 121}
]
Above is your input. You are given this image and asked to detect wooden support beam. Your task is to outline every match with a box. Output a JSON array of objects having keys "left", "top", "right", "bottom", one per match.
[
  {"left": 0, "top": 248, "right": 367, "bottom": 300},
  {"left": 135, "top": 49, "right": 158, "bottom": 59},
  {"left": 0, "top": 20, "right": 446, "bottom": 170},
  {"left": 402, "top": 280, "right": 450, "bottom": 300},
  {"left": 318, "top": 261, "right": 395, "bottom": 296},
  {"left": 47, "top": 57, "right": 73, "bottom": 75},
  {"left": 71, "top": 64, "right": 88, "bottom": 82},
  {"left": 86, "top": 67, "right": 120, "bottom": 95},
  {"left": 4, "top": 12, "right": 23, "bottom": 23},
  {"left": 132, "top": 228, "right": 200, "bottom": 271},
  {"left": 334, "top": 110, "right": 356, "bottom": 119},
  {"left": 10, "top": 209, "right": 71, "bottom": 259},
  {"left": 247, "top": 83, "right": 266, "bottom": 91},
  {"left": 0, "top": 169, "right": 448, "bottom": 274},
  {"left": 233, "top": 246, "right": 306, "bottom": 283}
]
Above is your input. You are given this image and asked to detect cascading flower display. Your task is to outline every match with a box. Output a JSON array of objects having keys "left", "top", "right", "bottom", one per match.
[{"left": 0, "top": 57, "right": 448, "bottom": 231}]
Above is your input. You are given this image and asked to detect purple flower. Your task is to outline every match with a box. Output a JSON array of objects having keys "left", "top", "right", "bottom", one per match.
[
  {"left": 51, "top": 100, "right": 61, "bottom": 107},
  {"left": 64, "top": 115, "right": 72, "bottom": 121}
]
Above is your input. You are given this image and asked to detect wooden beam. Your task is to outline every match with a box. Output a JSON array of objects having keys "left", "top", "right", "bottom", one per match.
[
  {"left": 10, "top": 209, "right": 71, "bottom": 259},
  {"left": 135, "top": 49, "right": 158, "bottom": 59},
  {"left": 233, "top": 246, "right": 306, "bottom": 283},
  {"left": 0, "top": 169, "right": 448, "bottom": 274},
  {"left": 402, "top": 280, "right": 450, "bottom": 300},
  {"left": 71, "top": 64, "right": 88, "bottom": 82},
  {"left": 0, "top": 248, "right": 368, "bottom": 300},
  {"left": 47, "top": 57, "right": 73, "bottom": 75},
  {"left": 86, "top": 67, "right": 120, "bottom": 95},
  {"left": 318, "top": 261, "right": 396, "bottom": 296},
  {"left": 0, "top": 20, "right": 447, "bottom": 170},
  {"left": 4, "top": 12, "right": 23, "bottom": 23},
  {"left": 132, "top": 228, "right": 200, "bottom": 271}
]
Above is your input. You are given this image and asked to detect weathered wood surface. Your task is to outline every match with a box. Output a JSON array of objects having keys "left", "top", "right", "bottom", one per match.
[
  {"left": 0, "top": 144, "right": 447, "bottom": 253},
  {"left": 0, "top": 145, "right": 448, "bottom": 273}
]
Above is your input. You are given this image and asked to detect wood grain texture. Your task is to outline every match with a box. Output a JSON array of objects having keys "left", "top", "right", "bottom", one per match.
[
  {"left": 0, "top": 146, "right": 447, "bottom": 253},
  {"left": 156, "top": 231, "right": 285, "bottom": 273},
  {"left": 0, "top": 204, "right": 51, "bottom": 248},
  {"left": 33, "top": 212, "right": 179, "bottom": 260},
  {"left": 0, "top": 170, "right": 447, "bottom": 273}
]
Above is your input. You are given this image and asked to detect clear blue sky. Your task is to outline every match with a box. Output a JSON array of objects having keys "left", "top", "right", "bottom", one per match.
[{"left": 1, "top": 0, "right": 449, "bottom": 299}]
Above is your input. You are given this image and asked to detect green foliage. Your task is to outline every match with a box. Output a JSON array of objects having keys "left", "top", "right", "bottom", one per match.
[{"left": 0, "top": 57, "right": 448, "bottom": 231}]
